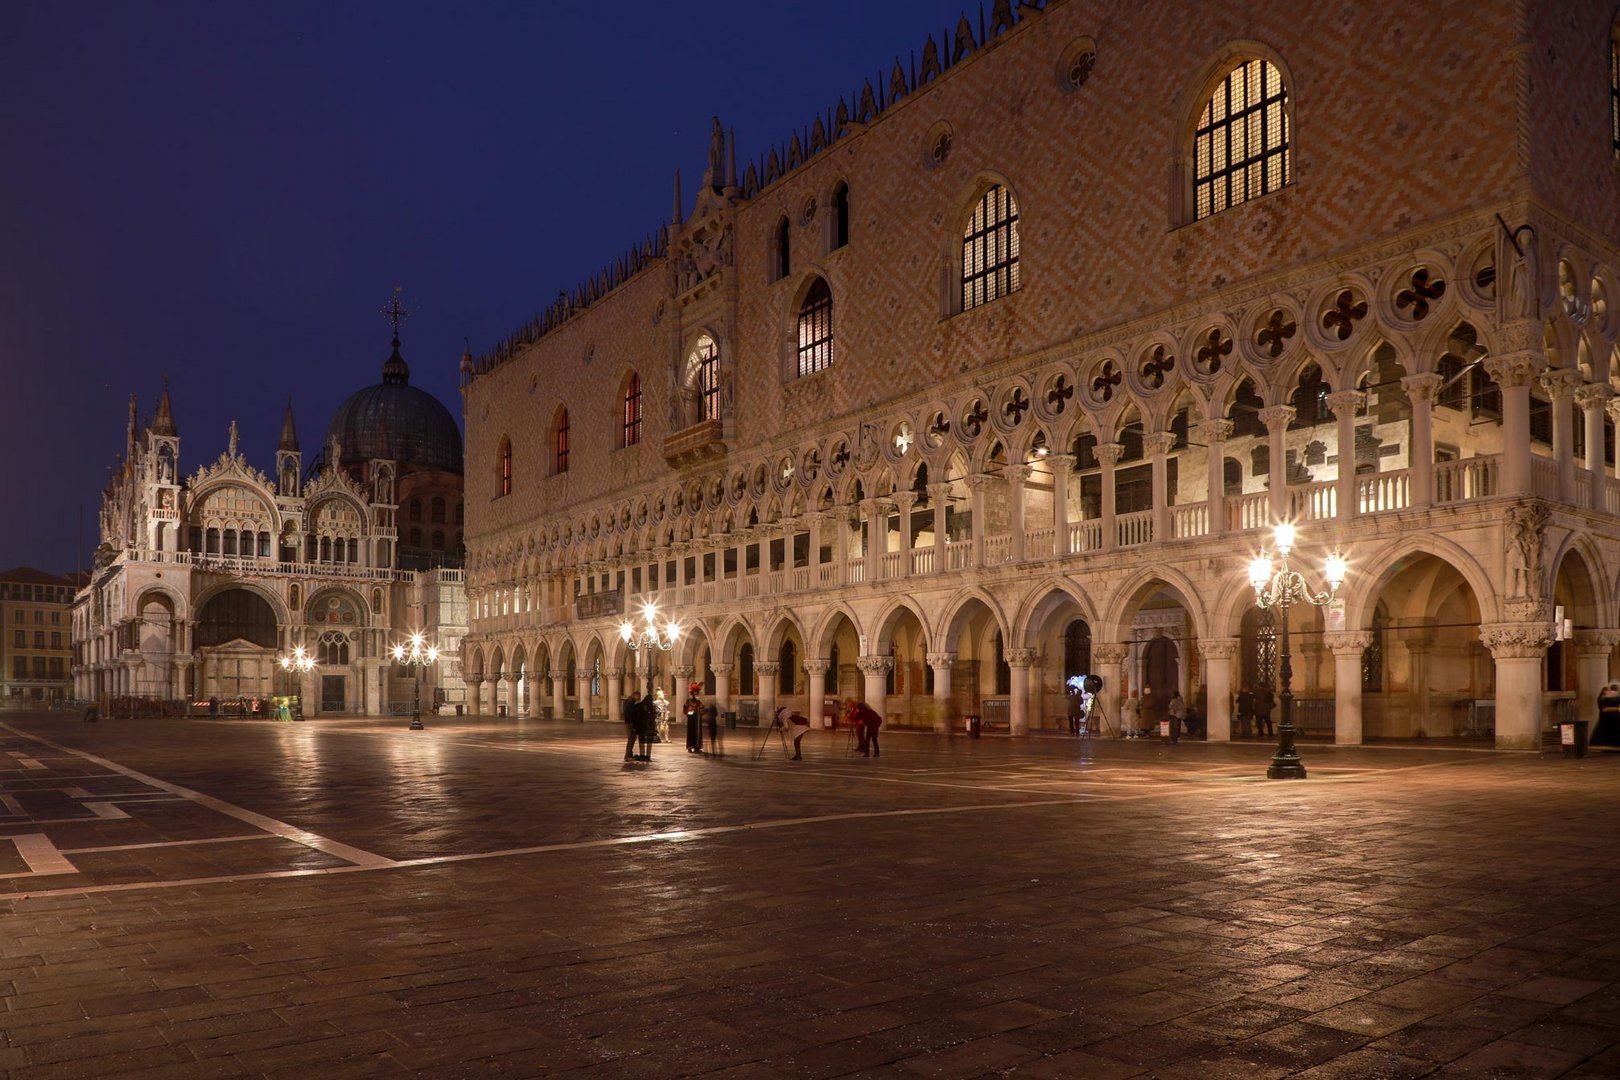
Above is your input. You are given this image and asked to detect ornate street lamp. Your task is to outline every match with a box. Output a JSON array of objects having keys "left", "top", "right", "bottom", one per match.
[
  {"left": 1248, "top": 523, "right": 1347, "bottom": 780},
  {"left": 391, "top": 632, "right": 439, "bottom": 731},
  {"left": 620, "top": 601, "right": 680, "bottom": 694},
  {"left": 277, "top": 645, "right": 314, "bottom": 721}
]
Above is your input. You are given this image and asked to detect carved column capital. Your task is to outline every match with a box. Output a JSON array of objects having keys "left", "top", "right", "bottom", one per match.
[
  {"left": 964, "top": 474, "right": 997, "bottom": 493},
  {"left": 1321, "top": 390, "right": 1360, "bottom": 420},
  {"left": 1258, "top": 405, "right": 1296, "bottom": 432},
  {"left": 753, "top": 662, "right": 780, "bottom": 678},
  {"left": 710, "top": 663, "right": 734, "bottom": 677},
  {"left": 1003, "top": 463, "right": 1033, "bottom": 485},
  {"left": 802, "top": 659, "right": 830, "bottom": 676},
  {"left": 603, "top": 668, "right": 623, "bottom": 682},
  {"left": 926, "top": 482, "right": 953, "bottom": 500},
  {"left": 1092, "top": 442, "right": 1125, "bottom": 467},
  {"left": 1005, "top": 648, "right": 1037, "bottom": 667},
  {"left": 925, "top": 651, "right": 957, "bottom": 667},
  {"left": 1479, "top": 622, "right": 1553, "bottom": 659},
  {"left": 856, "top": 654, "right": 894, "bottom": 675},
  {"left": 1195, "top": 418, "right": 1234, "bottom": 443},
  {"left": 1142, "top": 431, "right": 1177, "bottom": 457},
  {"left": 1575, "top": 384, "right": 1613, "bottom": 412},
  {"left": 1092, "top": 643, "right": 1130, "bottom": 664},
  {"left": 1400, "top": 373, "right": 1442, "bottom": 402},
  {"left": 1197, "top": 637, "right": 1241, "bottom": 660},
  {"left": 1539, "top": 367, "right": 1583, "bottom": 400},
  {"left": 1323, "top": 630, "right": 1374, "bottom": 655},
  {"left": 1483, "top": 351, "right": 1546, "bottom": 389},
  {"left": 672, "top": 665, "right": 695, "bottom": 679},
  {"left": 1572, "top": 630, "right": 1620, "bottom": 657}
]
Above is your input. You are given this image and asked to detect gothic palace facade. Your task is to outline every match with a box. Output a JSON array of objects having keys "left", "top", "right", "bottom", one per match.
[
  {"left": 461, "top": 0, "right": 1620, "bottom": 750},
  {"left": 74, "top": 335, "right": 469, "bottom": 715}
]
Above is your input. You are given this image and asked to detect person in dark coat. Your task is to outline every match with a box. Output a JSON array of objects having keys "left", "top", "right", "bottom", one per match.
[
  {"left": 852, "top": 701, "right": 882, "bottom": 757},
  {"left": 684, "top": 684, "right": 705, "bottom": 753},
  {"left": 1236, "top": 685, "right": 1255, "bottom": 738},
  {"left": 623, "top": 694, "right": 641, "bottom": 761},
  {"left": 704, "top": 703, "right": 721, "bottom": 756},
  {"left": 635, "top": 691, "right": 656, "bottom": 760},
  {"left": 1595, "top": 682, "right": 1620, "bottom": 747},
  {"left": 1254, "top": 683, "right": 1275, "bottom": 738},
  {"left": 1067, "top": 687, "right": 1084, "bottom": 735}
]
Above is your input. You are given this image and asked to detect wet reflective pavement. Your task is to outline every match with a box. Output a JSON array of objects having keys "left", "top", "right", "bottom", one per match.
[{"left": 1, "top": 712, "right": 1618, "bottom": 1077}]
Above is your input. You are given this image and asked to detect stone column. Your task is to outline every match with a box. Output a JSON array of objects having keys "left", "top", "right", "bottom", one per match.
[
  {"left": 1259, "top": 405, "right": 1295, "bottom": 523},
  {"left": 807, "top": 514, "right": 824, "bottom": 583},
  {"left": 966, "top": 475, "right": 992, "bottom": 567},
  {"left": 863, "top": 500, "right": 882, "bottom": 582},
  {"left": 857, "top": 654, "right": 892, "bottom": 721},
  {"left": 1007, "top": 648, "right": 1036, "bottom": 735},
  {"left": 465, "top": 676, "right": 482, "bottom": 716},
  {"left": 573, "top": 668, "right": 589, "bottom": 716},
  {"left": 1577, "top": 385, "right": 1611, "bottom": 511},
  {"left": 1541, "top": 368, "right": 1580, "bottom": 504},
  {"left": 551, "top": 668, "right": 566, "bottom": 718},
  {"left": 1196, "top": 419, "right": 1232, "bottom": 536},
  {"left": 605, "top": 667, "right": 623, "bottom": 723},
  {"left": 1005, "top": 464, "right": 1030, "bottom": 562},
  {"left": 1325, "top": 391, "right": 1363, "bottom": 522},
  {"left": 926, "top": 651, "right": 955, "bottom": 731},
  {"left": 712, "top": 662, "right": 733, "bottom": 712},
  {"left": 754, "top": 661, "right": 780, "bottom": 725},
  {"left": 1485, "top": 353, "right": 1546, "bottom": 496},
  {"left": 928, "top": 483, "right": 951, "bottom": 572},
  {"left": 1095, "top": 443, "right": 1123, "bottom": 550},
  {"left": 1092, "top": 644, "right": 1128, "bottom": 737},
  {"left": 672, "top": 665, "right": 694, "bottom": 696},
  {"left": 892, "top": 492, "right": 915, "bottom": 576},
  {"left": 804, "top": 659, "right": 829, "bottom": 729},
  {"left": 1401, "top": 373, "right": 1441, "bottom": 507},
  {"left": 1144, "top": 431, "right": 1176, "bottom": 541},
  {"left": 1198, "top": 638, "right": 1239, "bottom": 741},
  {"left": 1049, "top": 455, "right": 1074, "bottom": 555},
  {"left": 1397, "top": 621, "right": 1438, "bottom": 738},
  {"left": 1324, "top": 631, "right": 1372, "bottom": 745},
  {"left": 1481, "top": 615, "right": 1553, "bottom": 749},
  {"left": 1573, "top": 631, "right": 1620, "bottom": 727}
]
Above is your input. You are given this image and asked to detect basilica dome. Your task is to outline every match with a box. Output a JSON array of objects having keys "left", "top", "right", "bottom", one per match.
[{"left": 325, "top": 336, "right": 464, "bottom": 475}]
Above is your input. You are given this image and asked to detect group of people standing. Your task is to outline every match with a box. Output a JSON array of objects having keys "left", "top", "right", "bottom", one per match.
[
  {"left": 1234, "top": 683, "right": 1276, "bottom": 739},
  {"left": 624, "top": 684, "right": 720, "bottom": 761},
  {"left": 1117, "top": 687, "right": 1196, "bottom": 742}
]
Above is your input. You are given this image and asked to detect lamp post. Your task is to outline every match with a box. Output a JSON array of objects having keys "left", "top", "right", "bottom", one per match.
[
  {"left": 391, "top": 632, "right": 439, "bottom": 731},
  {"left": 1248, "top": 523, "right": 1347, "bottom": 779},
  {"left": 619, "top": 601, "right": 680, "bottom": 696},
  {"left": 277, "top": 645, "right": 314, "bottom": 721}
]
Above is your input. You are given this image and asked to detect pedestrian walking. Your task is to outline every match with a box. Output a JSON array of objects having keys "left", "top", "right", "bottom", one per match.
[
  {"left": 1067, "top": 686, "right": 1084, "bottom": 735},
  {"left": 1167, "top": 691, "right": 1186, "bottom": 744},
  {"left": 1236, "top": 685, "right": 1255, "bottom": 738},
  {"left": 704, "top": 703, "right": 722, "bottom": 756},
  {"left": 635, "top": 691, "right": 656, "bottom": 760},
  {"left": 684, "top": 683, "right": 705, "bottom": 753}
]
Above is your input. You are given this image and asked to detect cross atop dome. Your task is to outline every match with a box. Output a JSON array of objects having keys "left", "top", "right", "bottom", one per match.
[{"left": 380, "top": 287, "right": 411, "bottom": 386}]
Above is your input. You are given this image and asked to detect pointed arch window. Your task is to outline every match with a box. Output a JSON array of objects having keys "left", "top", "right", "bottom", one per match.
[
  {"left": 553, "top": 409, "right": 570, "bottom": 474},
  {"left": 739, "top": 642, "right": 756, "bottom": 695},
  {"left": 993, "top": 630, "right": 1012, "bottom": 695},
  {"left": 691, "top": 336, "right": 720, "bottom": 423},
  {"left": 825, "top": 642, "right": 840, "bottom": 693},
  {"left": 779, "top": 640, "right": 796, "bottom": 694},
  {"left": 622, "top": 372, "right": 642, "bottom": 447},
  {"left": 1193, "top": 58, "right": 1291, "bottom": 220},
  {"left": 773, "top": 217, "right": 791, "bottom": 281},
  {"left": 797, "top": 277, "right": 834, "bottom": 377},
  {"left": 961, "top": 184, "right": 1021, "bottom": 311}
]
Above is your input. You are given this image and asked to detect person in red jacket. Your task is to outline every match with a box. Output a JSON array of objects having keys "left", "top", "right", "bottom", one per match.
[{"left": 847, "top": 700, "right": 882, "bottom": 757}]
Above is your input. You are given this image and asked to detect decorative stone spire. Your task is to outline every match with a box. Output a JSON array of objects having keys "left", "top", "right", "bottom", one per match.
[
  {"left": 726, "top": 125, "right": 737, "bottom": 190},
  {"left": 228, "top": 419, "right": 239, "bottom": 459},
  {"left": 151, "top": 379, "right": 177, "bottom": 437},
  {"left": 671, "top": 168, "right": 682, "bottom": 225},
  {"left": 277, "top": 398, "right": 299, "bottom": 452}
]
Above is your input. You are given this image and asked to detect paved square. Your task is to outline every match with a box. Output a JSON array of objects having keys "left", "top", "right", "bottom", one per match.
[{"left": 1, "top": 712, "right": 1618, "bottom": 1077}]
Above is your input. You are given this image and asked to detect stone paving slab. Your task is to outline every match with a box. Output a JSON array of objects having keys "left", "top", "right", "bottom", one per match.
[{"left": 0, "top": 712, "right": 1617, "bottom": 1076}]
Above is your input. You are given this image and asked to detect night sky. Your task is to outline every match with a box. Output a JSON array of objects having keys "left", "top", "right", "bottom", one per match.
[{"left": 0, "top": 1, "right": 953, "bottom": 574}]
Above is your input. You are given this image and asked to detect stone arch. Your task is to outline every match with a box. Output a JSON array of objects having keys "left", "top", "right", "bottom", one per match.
[
  {"left": 809, "top": 601, "right": 865, "bottom": 657},
  {"left": 939, "top": 587, "right": 1010, "bottom": 653},
  {"left": 132, "top": 583, "right": 189, "bottom": 623},
  {"left": 1013, "top": 579, "right": 1100, "bottom": 649},
  {"left": 1339, "top": 532, "right": 1498, "bottom": 630},
  {"left": 1100, "top": 566, "right": 1210, "bottom": 645},
  {"left": 193, "top": 579, "right": 288, "bottom": 629}
]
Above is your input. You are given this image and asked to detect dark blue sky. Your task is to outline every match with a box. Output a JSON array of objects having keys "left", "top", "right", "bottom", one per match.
[{"left": 0, "top": 0, "right": 953, "bottom": 573}]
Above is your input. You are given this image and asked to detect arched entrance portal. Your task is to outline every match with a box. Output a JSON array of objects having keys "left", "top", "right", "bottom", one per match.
[
  {"left": 1360, "top": 553, "right": 1483, "bottom": 740},
  {"left": 195, "top": 588, "right": 279, "bottom": 702}
]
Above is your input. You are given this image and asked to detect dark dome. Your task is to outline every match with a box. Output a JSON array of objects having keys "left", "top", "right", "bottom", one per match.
[{"left": 325, "top": 336, "right": 464, "bottom": 474}]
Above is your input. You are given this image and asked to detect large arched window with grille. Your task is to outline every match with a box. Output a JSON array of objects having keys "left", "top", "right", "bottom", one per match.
[
  {"left": 689, "top": 336, "right": 720, "bottom": 423},
  {"left": 797, "top": 277, "right": 834, "bottom": 376},
  {"left": 1241, "top": 606, "right": 1276, "bottom": 693},
  {"left": 622, "top": 372, "right": 642, "bottom": 447},
  {"left": 961, "top": 185, "right": 1021, "bottom": 311},
  {"left": 552, "top": 408, "right": 570, "bottom": 474},
  {"left": 779, "top": 640, "right": 796, "bottom": 694},
  {"left": 1193, "top": 58, "right": 1290, "bottom": 220}
]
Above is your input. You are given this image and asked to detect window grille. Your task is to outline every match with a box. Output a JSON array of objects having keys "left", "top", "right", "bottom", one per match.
[
  {"left": 1062, "top": 620, "right": 1092, "bottom": 685},
  {"left": 1242, "top": 606, "right": 1276, "bottom": 692},
  {"left": 1612, "top": 37, "right": 1619, "bottom": 159},
  {"left": 797, "top": 278, "right": 834, "bottom": 376},
  {"left": 961, "top": 185, "right": 1021, "bottom": 311},
  {"left": 555, "top": 410, "right": 570, "bottom": 473},
  {"left": 694, "top": 338, "right": 720, "bottom": 422},
  {"left": 1194, "top": 59, "right": 1290, "bottom": 219},
  {"left": 622, "top": 373, "right": 642, "bottom": 446},
  {"left": 1362, "top": 611, "right": 1385, "bottom": 691}
]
